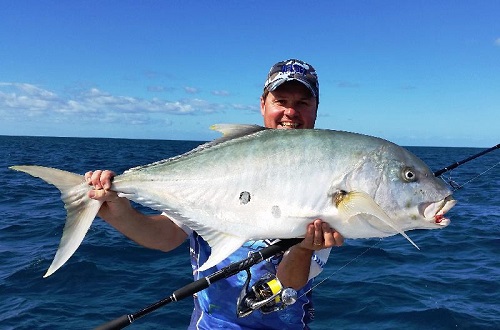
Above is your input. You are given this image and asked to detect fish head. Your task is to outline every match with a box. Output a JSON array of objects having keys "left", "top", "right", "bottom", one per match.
[{"left": 345, "top": 143, "right": 456, "bottom": 233}]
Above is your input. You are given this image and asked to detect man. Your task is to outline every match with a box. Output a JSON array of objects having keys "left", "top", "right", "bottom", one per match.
[{"left": 86, "top": 59, "right": 344, "bottom": 329}]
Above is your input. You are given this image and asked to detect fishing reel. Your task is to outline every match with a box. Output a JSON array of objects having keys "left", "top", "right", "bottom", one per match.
[{"left": 237, "top": 270, "right": 298, "bottom": 318}]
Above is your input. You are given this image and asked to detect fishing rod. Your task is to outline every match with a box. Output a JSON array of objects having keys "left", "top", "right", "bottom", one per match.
[
  {"left": 94, "top": 238, "right": 302, "bottom": 330},
  {"left": 433, "top": 143, "right": 499, "bottom": 177}
]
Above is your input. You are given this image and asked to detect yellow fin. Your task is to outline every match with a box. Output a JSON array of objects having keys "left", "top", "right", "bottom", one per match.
[{"left": 336, "top": 191, "right": 420, "bottom": 250}]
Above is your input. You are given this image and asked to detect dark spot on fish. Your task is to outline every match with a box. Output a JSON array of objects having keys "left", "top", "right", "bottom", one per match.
[
  {"left": 239, "top": 191, "right": 251, "bottom": 204},
  {"left": 271, "top": 205, "right": 281, "bottom": 218}
]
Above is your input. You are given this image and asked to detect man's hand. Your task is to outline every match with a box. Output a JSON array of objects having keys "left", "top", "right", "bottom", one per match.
[
  {"left": 299, "top": 219, "right": 344, "bottom": 250},
  {"left": 83, "top": 169, "right": 187, "bottom": 251},
  {"left": 85, "top": 169, "right": 114, "bottom": 192},
  {"left": 85, "top": 170, "right": 130, "bottom": 218}
]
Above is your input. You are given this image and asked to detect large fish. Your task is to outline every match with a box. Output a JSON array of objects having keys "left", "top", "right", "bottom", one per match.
[{"left": 11, "top": 124, "right": 456, "bottom": 277}]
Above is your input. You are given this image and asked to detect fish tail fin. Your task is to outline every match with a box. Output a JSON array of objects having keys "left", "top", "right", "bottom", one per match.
[{"left": 10, "top": 165, "right": 103, "bottom": 277}]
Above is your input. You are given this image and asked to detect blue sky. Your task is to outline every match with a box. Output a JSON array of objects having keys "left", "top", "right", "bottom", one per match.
[{"left": 1, "top": 1, "right": 499, "bottom": 147}]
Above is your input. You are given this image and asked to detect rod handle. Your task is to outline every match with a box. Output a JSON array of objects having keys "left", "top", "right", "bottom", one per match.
[{"left": 93, "top": 314, "right": 132, "bottom": 330}]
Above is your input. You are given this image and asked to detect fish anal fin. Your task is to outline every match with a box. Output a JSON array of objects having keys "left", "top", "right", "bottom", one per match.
[{"left": 196, "top": 229, "right": 247, "bottom": 272}]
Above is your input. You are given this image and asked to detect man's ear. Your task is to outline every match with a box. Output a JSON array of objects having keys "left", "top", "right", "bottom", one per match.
[{"left": 260, "top": 96, "right": 266, "bottom": 116}]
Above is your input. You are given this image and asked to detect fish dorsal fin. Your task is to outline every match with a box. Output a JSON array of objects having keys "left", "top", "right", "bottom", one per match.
[
  {"left": 337, "top": 191, "right": 420, "bottom": 250},
  {"left": 210, "top": 124, "right": 267, "bottom": 140},
  {"left": 125, "top": 124, "right": 266, "bottom": 174}
]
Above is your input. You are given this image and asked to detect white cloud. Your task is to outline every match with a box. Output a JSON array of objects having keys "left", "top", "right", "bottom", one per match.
[
  {"left": 0, "top": 82, "right": 253, "bottom": 125},
  {"left": 230, "top": 103, "right": 260, "bottom": 113},
  {"left": 212, "top": 90, "right": 230, "bottom": 96},
  {"left": 147, "top": 85, "right": 176, "bottom": 93},
  {"left": 336, "top": 81, "right": 360, "bottom": 88},
  {"left": 495, "top": 38, "right": 500, "bottom": 46},
  {"left": 184, "top": 86, "right": 199, "bottom": 94}
]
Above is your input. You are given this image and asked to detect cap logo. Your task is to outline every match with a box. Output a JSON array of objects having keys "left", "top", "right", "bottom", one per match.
[{"left": 282, "top": 63, "right": 308, "bottom": 76}]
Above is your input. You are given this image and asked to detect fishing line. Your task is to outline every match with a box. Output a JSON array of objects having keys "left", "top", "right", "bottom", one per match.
[
  {"left": 298, "top": 239, "right": 384, "bottom": 299},
  {"left": 441, "top": 160, "right": 500, "bottom": 191}
]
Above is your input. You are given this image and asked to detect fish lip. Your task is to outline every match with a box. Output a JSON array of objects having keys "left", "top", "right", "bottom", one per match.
[{"left": 419, "top": 196, "right": 456, "bottom": 226}]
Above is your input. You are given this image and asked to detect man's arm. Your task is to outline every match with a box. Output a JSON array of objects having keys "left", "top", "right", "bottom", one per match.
[
  {"left": 276, "top": 219, "right": 343, "bottom": 290},
  {"left": 86, "top": 170, "right": 187, "bottom": 252}
]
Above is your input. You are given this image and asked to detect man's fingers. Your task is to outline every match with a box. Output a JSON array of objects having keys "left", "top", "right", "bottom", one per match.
[
  {"left": 322, "top": 223, "right": 335, "bottom": 247},
  {"left": 89, "top": 189, "right": 119, "bottom": 202},
  {"left": 313, "top": 220, "right": 344, "bottom": 248},
  {"left": 313, "top": 220, "right": 323, "bottom": 246},
  {"left": 333, "top": 231, "right": 344, "bottom": 247},
  {"left": 100, "top": 170, "right": 115, "bottom": 190},
  {"left": 86, "top": 170, "right": 115, "bottom": 190},
  {"left": 89, "top": 170, "right": 103, "bottom": 189},
  {"left": 84, "top": 171, "right": 92, "bottom": 183}
]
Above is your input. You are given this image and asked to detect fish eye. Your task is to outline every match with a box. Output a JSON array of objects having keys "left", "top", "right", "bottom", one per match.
[{"left": 402, "top": 167, "right": 417, "bottom": 182}]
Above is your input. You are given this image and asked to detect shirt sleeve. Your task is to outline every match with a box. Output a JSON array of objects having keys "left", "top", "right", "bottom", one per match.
[
  {"left": 308, "top": 248, "right": 332, "bottom": 280},
  {"left": 162, "top": 212, "right": 193, "bottom": 235}
]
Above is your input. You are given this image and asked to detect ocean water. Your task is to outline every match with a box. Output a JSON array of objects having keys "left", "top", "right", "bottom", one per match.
[{"left": 1, "top": 135, "right": 499, "bottom": 330}]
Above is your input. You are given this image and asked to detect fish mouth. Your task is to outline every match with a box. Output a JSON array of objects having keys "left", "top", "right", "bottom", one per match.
[{"left": 419, "top": 196, "right": 457, "bottom": 226}]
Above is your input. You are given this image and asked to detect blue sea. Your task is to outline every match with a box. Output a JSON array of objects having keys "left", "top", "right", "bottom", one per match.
[{"left": 1, "top": 135, "right": 499, "bottom": 330}]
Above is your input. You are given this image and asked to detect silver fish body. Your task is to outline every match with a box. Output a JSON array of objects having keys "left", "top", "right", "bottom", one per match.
[{"left": 11, "top": 125, "right": 456, "bottom": 277}]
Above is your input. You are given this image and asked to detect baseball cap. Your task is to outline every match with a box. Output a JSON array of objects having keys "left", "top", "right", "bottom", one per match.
[{"left": 263, "top": 59, "right": 319, "bottom": 100}]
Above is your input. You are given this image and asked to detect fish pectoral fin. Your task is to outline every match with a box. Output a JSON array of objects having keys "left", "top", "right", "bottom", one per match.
[
  {"left": 337, "top": 190, "right": 419, "bottom": 250},
  {"left": 10, "top": 165, "right": 102, "bottom": 277},
  {"left": 196, "top": 230, "right": 247, "bottom": 272}
]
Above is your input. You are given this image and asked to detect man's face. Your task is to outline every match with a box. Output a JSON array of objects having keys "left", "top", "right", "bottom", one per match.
[{"left": 260, "top": 81, "right": 318, "bottom": 129}]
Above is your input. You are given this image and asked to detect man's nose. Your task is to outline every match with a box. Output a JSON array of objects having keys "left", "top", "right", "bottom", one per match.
[{"left": 284, "top": 105, "right": 298, "bottom": 116}]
